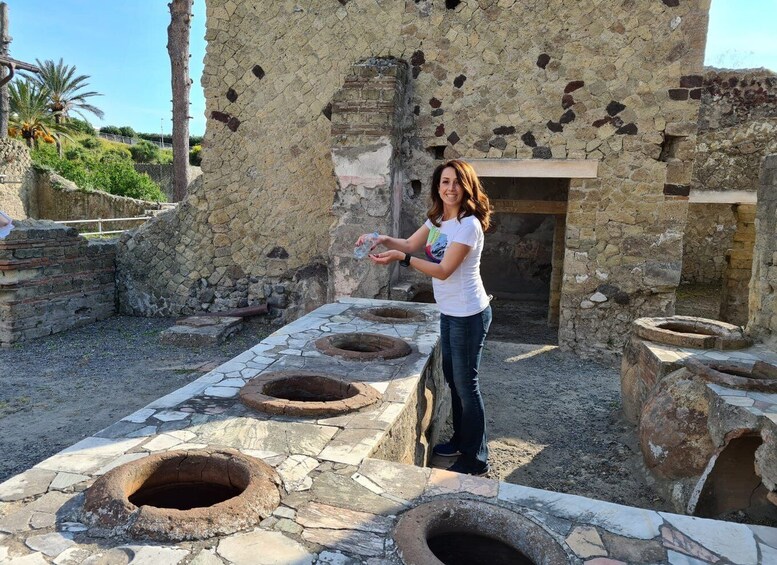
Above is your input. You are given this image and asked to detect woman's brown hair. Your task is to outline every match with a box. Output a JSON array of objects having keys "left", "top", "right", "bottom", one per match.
[{"left": 427, "top": 159, "right": 491, "bottom": 231}]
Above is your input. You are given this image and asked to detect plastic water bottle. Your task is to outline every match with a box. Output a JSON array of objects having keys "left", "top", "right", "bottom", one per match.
[{"left": 354, "top": 232, "right": 379, "bottom": 259}]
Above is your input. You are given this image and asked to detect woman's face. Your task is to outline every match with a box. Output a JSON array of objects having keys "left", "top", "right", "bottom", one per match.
[{"left": 438, "top": 166, "right": 463, "bottom": 208}]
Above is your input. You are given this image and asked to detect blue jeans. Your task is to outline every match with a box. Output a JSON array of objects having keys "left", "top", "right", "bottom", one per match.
[{"left": 440, "top": 305, "right": 492, "bottom": 470}]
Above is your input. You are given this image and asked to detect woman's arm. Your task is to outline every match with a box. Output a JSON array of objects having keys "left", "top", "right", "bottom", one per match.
[
  {"left": 358, "top": 224, "right": 430, "bottom": 254},
  {"left": 369, "top": 242, "right": 471, "bottom": 281}
]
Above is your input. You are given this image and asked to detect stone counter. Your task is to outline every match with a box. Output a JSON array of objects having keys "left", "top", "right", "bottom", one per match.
[{"left": 1, "top": 300, "right": 775, "bottom": 564}]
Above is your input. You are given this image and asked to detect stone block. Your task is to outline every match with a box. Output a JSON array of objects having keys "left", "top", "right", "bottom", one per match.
[{"left": 159, "top": 316, "right": 243, "bottom": 346}]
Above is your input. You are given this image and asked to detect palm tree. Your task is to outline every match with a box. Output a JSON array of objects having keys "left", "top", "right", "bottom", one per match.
[
  {"left": 25, "top": 58, "right": 103, "bottom": 155},
  {"left": 7, "top": 79, "right": 63, "bottom": 147},
  {"left": 27, "top": 58, "right": 104, "bottom": 123}
]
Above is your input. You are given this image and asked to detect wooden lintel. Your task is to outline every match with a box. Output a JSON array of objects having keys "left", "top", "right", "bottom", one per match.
[
  {"left": 0, "top": 55, "right": 39, "bottom": 74},
  {"left": 493, "top": 199, "right": 567, "bottom": 215},
  {"left": 466, "top": 159, "right": 599, "bottom": 179}
]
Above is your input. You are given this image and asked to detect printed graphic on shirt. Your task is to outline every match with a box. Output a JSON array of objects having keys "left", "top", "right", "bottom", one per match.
[{"left": 425, "top": 226, "right": 448, "bottom": 264}]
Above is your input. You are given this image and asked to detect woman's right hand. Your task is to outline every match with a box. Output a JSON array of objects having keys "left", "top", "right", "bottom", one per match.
[{"left": 355, "top": 233, "right": 386, "bottom": 250}]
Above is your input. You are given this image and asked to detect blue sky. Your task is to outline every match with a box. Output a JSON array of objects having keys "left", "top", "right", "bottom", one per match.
[{"left": 6, "top": 0, "right": 776, "bottom": 137}]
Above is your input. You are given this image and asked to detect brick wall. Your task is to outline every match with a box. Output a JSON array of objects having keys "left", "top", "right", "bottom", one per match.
[{"left": 0, "top": 221, "right": 116, "bottom": 346}]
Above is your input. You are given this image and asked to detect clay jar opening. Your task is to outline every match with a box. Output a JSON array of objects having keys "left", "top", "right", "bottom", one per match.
[
  {"left": 357, "top": 307, "right": 426, "bottom": 323},
  {"left": 82, "top": 448, "right": 281, "bottom": 541},
  {"left": 658, "top": 322, "right": 718, "bottom": 336},
  {"left": 127, "top": 458, "right": 246, "bottom": 510},
  {"left": 240, "top": 371, "right": 381, "bottom": 417},
  {"left": 633, "top": 316, "right": 751, "bottom": 350},
  {"left": 394, "top": 499, "right": 571, "bottom": 565},
  {"left": 315, "top": 332, "right": 412, "bottom": 361}
]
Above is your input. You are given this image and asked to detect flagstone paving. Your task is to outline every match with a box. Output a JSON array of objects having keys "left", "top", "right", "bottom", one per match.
[{"left": 0, "top": 299, "right": 775, "bottom": 564}]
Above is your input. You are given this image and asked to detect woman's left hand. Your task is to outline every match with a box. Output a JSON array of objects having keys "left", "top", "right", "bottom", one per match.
[{"left": 369, "top": 250, "right": 404, "bottom": 265}]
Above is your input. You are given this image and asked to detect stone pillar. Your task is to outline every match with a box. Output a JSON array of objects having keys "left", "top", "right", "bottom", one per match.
[
  {"left": 748, "top": 155, "right": 777, "bottom": 344},
  {"left": 328, "top": 58, "right": 408, "bottom": 301},
  {"left": 548, "top": 214, "right": 565, "bottom": 327},
  {"left": 720, "top": 204, "right": 755, "bottom": 326}
]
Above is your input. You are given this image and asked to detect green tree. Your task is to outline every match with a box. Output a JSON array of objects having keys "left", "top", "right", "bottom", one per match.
[
  {"left": 129, "top": 139, "right": 160, "bottom": 163},
  {"left": 7, "top": 80, "right": 66, "bottom": 147}
]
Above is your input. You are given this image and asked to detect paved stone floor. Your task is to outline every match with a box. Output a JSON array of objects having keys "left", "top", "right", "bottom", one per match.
[{"left": 0, "top": 299, "right": 775, "bottom": 564}]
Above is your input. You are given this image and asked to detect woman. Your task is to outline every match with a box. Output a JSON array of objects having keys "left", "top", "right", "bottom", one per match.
[{"left": 359, "top": 159, "right": 492, "bottom": 476}]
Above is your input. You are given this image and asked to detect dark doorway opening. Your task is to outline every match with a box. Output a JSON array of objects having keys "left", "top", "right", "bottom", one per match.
[{"left": 481, "top": 177, "right": 568, "bottom": 344}]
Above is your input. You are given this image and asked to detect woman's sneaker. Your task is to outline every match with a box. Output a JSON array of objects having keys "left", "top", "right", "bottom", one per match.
[
  {"left": 447, "top": 459, "right": 490, "bottom": 477},
  {"left": 432, "top": 441, "right": 461, "bottom": 457}
]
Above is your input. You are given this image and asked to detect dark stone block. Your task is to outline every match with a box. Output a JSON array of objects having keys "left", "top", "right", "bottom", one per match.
[
  {"left": 564, "top": 80, "right": 585, "bottom": 93},
  {"left": 413, "top": 105, "right": 420, "bottom": 115},
  {"left": 662, "top": 0, "right": 680, "bottom": 6},
  {"left": 252, "top": 65, "right": 265, "bottom": 79},
  {"left": 435, "top": 124, "right": 445, "bottom": 137},
  {"left": 680, "top": 75, "right": 703, "bottom": 88},
  {"left": 606, "top": 100, "right": 626, "bottom": 116},
  {"left": 592, "top": 117, "right": 611, "bottom": 128},
  {"left": 547, "top": 120, "right": 563, "bottom": 133},
  {"left": 227, "top": 117, "right": 241, "bottom": 132},
  {"left": 431, "top": 109, "right": 444, "bottom": 117},
  {"left": 267, "top": 246, "right": 289, "bottom": 259},
  {"left": 489, "top": 137, "right": 507, "bottom": 150},
  {"left": 562, "top": 94, "right": 575, "bottom": 109},
  {"left": 663, "top": 184, "right": 690, "bottom": 196},
  {"left": 616, "top": 123, "right": 638, "bottom": 135},
  {"left": 668, "top": 88, "right": 689, "bottom": 100},
  {"left": 532, "top": 146, "right": 552, "bottom": 159},
  {"left": 493, "top": 125, "right": 516, "bottom": 135},
  {"left": 226, "top": 88, "right": 238, "bottom": 103},
  {"left": 537, "top": 53, "right": 551, "bottom": 69},
  {"left": 611, "top": 116, "right": 624, "bottom": 128},
  {"left": 211, "top": 111, "right": 230, "bottom": 123},
  {"left": 559, "top": 109, "right": 576, "bottom": 124},
  {"left": 447, "top": 132, "right": 460, "bottom": 145},
  {"left": 322, "top": 103, "right": 333, "bottom": 121},
  {"left": 429, "top": 97, "right": 442, "bottom": 108},
  {"left": 521, "top": 131, "right": 537, "bottom": 147},
  {"left": 445, "top": 0, "right": 461, "bottom": 9},
  {"left": 689, "top": 88, "right": 702, "bottom": 100},
  {"left": 597, "top": 284, "right": 629, "bottom": 305},
  {"left": 474, "top": 140, "right": 491, "bottom": 152},
  {"left": 453, "top": 74, "right": 467, "bottom": 88},
  {"left": 410, "top": 50, "right": 426, "bottom": 66},
  {"left": 412, "top": 66, "right": 421, "bottom": 79}
]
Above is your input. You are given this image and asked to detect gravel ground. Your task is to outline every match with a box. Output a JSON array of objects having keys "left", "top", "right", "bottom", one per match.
[
  {"left": 0, "top": 316, "right": 274, "bottom": 483},
  {"left": 0, "top": 306, "right": 669, "bottom": 512}
]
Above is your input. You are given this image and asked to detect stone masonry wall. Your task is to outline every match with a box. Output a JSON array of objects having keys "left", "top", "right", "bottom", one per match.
[
  {"left": 748, "top": 155, "right": 777, "bottom": 345},
  {"left": 720, "top": 204, "right": 755, "bottom": 326},
  {"left": 36, "top": 171, "right": 166, "bottom": 231},
  {"left": 134, "top": 163, "right": 203, "bottom": 202},
  {"left": 0, "top": 220, "right": 116, "bottom": 346},
  {"left": 0, "top": 139, "right": 36, "bottom": 220},
  {"left": 694, "top": 68, "right": 777, "bottom": 192},
  {"left": 118, "top": 0, "right": 709, "bottom": 357},
  {"left": 681, "top": 203, "right": 736, "bottom": 283},
  {"left": 682, "top": 68, "right": 777, "bottom": 286}
]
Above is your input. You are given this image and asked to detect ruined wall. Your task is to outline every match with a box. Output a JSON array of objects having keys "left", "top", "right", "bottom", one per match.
[
  {"left": 36, "top": 171, "right": 165, "bottom": 230},
  {"left": 748, "top": 155, "right": 777, "bottom": 345},
  {"left": 682, "top": 68, "right": 777, "bottom": 285},
  {"left": 0, "top": 139, "right": 36, "bottom": 220},
  {"left": 0, "top": 221, "right": 115, "bottom": 345},
  {"left": 134, "top": 164, "right": 202, "bottom": 202},
  {"left": 117, "top": 0, "right": 709, "bottom": 357},
  {"left": 694, "top": 68, "right": 777, "bottom": 192},
  {"left": 681, "top": 203, "right": 736, "bottom": 284}
]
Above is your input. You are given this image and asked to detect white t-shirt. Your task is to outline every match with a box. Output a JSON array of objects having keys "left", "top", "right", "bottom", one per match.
[{"left": 423, "top": 216, "right": 490, "bottom": 317}]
